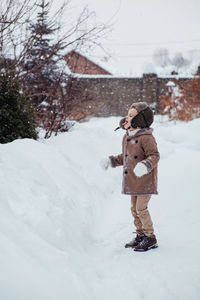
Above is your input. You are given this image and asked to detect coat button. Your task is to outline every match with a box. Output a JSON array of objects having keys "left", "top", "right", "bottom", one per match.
[
  {"left": 134, "top": 155, "right": 138, "bottom": 159},
  {"left": 135, "top": 140, "right": 138, "bottom": 143},
  {"left": 125, "top": 170, "right": 128, "bottom": 174}
]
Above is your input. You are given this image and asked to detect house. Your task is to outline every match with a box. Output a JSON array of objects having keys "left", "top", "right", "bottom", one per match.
[{"left": 64, "top": 50, "right": 112, "bottom": 75}]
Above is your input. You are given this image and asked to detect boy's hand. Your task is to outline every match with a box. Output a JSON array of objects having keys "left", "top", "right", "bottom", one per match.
[
  {"left": 134, "top": 162, "right": 148, "bottom": 177},
  {"left": 100, "top": 157, "right": 111, "bottom": 171}
]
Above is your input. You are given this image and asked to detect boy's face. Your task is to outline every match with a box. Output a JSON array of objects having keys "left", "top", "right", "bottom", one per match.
[{"left": 123, "top": 107, "right": 138, "bottom": 130}]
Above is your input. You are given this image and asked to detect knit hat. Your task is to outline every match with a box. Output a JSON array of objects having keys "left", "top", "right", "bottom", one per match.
[{"left": 129, "top": 101, "right": 149, "bottom": 112}]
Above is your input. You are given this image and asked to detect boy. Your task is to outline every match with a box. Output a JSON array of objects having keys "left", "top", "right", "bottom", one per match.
[{"left": 102, "top": 102, "right": 160, "bottom": 252}]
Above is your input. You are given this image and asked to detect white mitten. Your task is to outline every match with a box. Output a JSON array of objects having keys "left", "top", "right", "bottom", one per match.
[
  {"left": 100, "top": 157, "right": 111, "bottom": 171},
  {"left": 134, "top": 162, "right": 148, "bottom": 177}
]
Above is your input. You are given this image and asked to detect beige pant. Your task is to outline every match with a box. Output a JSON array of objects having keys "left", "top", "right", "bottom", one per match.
[{"left": 131, "top": 195, "right": 155, "bottom": 238}]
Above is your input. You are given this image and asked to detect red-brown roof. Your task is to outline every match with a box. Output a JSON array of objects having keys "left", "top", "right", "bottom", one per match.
[{"left": 64, "top": 50, "right": 112, "bottom": 75}]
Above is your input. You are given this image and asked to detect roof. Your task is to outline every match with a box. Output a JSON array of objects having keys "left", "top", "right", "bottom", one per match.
[{"left": 64, "top": 50, "right": 112, "bottom": 75}]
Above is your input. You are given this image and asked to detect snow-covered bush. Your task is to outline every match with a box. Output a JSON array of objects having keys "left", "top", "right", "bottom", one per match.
[{"left": 159, "top": 77, "right": 200, "bottom": 121}]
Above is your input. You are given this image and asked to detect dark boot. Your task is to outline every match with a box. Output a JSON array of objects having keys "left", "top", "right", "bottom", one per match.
[
  {"left": 134, "top": 235, "right": 158, "bottom": 252},
  {"left": 125, "top": 234, "right": 144, "bottom": 248}
]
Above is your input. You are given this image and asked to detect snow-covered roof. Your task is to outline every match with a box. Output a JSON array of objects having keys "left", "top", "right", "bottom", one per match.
[{"left": 64, "top": 50, "right": 112, "bottom": 75}]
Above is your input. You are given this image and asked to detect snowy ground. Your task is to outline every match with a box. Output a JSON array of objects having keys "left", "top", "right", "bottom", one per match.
[{"left": 0, "top": 115, "right": 200, "bottom": 300}]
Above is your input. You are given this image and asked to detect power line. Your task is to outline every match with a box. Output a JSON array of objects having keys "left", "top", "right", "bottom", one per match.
[
  {"left": 89, "top": 48, "right": 200, "bottom": 59},
  {"left": 104, "top": 38, "right": 200, "bottom": 47}
]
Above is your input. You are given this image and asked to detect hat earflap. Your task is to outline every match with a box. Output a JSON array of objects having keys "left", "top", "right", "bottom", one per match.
[{"left": 131, "top": 107, "right": 153, "bottom": 129}]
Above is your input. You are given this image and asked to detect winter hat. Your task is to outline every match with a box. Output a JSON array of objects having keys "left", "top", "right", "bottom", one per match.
[
  {"left": 130, "top": 101, "right": 154, "bottom": 129},
  {"left": 129, "top": 101, "right": 149, "bottom": 112},
  {"left": 114, "top": 101, "right": 153, "bottom": 131}
]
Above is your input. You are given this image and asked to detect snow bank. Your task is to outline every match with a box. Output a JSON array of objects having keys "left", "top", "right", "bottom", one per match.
[{"left": 0, "top": 115, "right": 200, "bottom": 300}]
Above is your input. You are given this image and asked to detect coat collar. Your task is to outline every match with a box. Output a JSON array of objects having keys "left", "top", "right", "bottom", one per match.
[
  {"left": 127, "top": 127, "right": 153, "bottom": 138},
  {"left": 128, "top": 128, "right": 141, "bottom": 136}
]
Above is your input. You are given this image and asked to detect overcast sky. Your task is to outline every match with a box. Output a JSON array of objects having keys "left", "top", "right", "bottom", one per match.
[{"left": 54, "top": 0, "right": 200, "bottom": 75}]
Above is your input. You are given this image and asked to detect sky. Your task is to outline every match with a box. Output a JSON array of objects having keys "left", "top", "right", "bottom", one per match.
[{"left": 54, "top": 0, "right": 200, "bottom": 75}]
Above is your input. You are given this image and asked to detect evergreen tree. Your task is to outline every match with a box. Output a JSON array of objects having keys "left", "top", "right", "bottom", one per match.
[
  {"left": 22, "top": 0, "right": 68, "bottom": 137},
  {"left": 24, "top": 0, "right": 63, "bottom": 105},
  {"left": 0, "top": 71, "right": 38, "bottom": 143}
]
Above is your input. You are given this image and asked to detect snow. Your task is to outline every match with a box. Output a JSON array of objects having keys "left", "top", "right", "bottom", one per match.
[
  {"left": 0, "top": 114, "right": 200, "bottom": 299},
  {"left": 166, "top": 81, "right": 176, "bottom": 87},
  {"left": 71, "top": 73, "right": 199, "bottom": 79}
]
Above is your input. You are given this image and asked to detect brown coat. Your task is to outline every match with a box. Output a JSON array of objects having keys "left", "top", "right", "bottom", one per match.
[{"left": 109, "top": 128, "right": 160, "bottom": 195}]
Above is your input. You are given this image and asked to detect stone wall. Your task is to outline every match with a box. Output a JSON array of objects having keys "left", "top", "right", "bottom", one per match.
[{"left": 66, "top": 73, "right": 191, "bottom": 121}]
